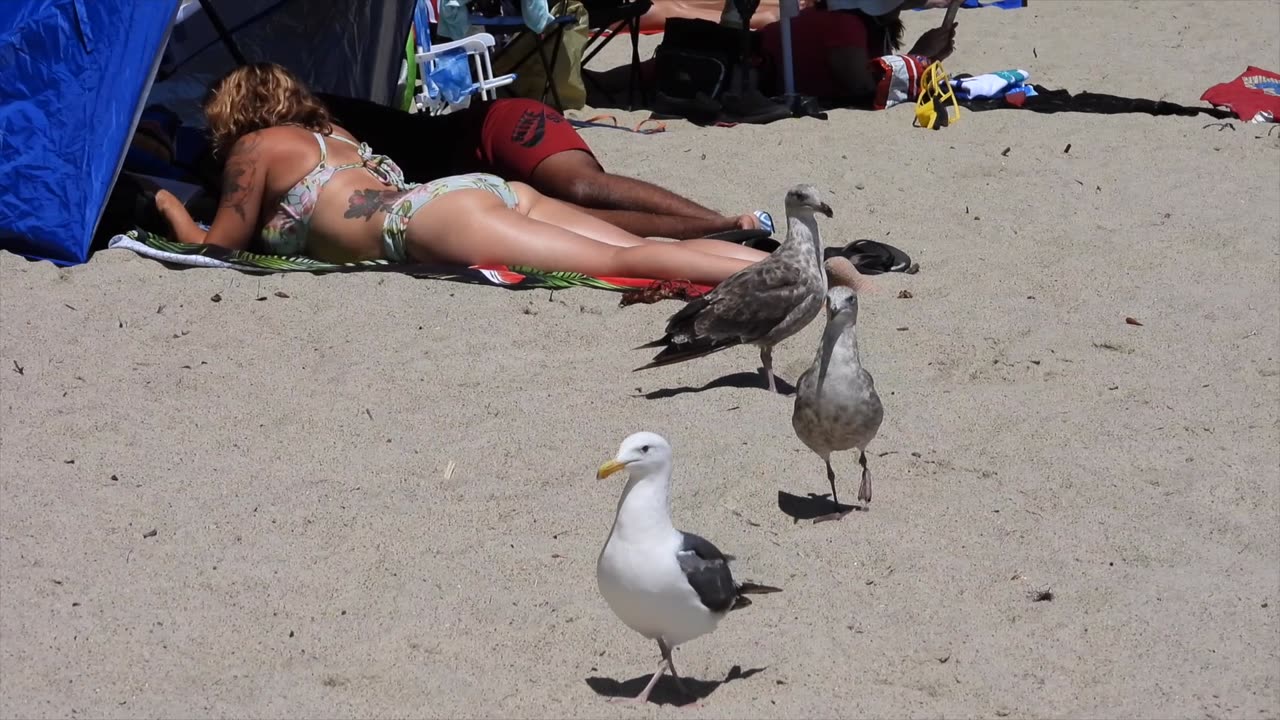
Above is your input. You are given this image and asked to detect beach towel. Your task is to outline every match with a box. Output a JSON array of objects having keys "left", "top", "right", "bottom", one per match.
[
  {"left": 108, "top": 230, "right": 713, "bottom": 295},
  {"left": 1201, "top": 67, "right": 1280, "bottom": 124}
]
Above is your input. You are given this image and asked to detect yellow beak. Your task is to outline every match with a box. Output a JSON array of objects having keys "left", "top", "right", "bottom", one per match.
[{"left": 597, "top": 459, "right": 627, "bottom": 480}]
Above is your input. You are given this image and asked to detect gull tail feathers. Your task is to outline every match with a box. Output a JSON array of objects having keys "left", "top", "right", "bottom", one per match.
[
  {"left": 634, "top": 335, "right": 673, "bottom": 350},
  {"left": 633, "top": 337, "right": 740, "bottom": 371},
  {"left": 731, "top": 581, "right": 782, "bottom": 611}
]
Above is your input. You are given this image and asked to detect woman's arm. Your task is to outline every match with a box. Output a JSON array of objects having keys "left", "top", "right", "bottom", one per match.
[{"left": 156, "top": 132, "right": 268, "bottom": 250}]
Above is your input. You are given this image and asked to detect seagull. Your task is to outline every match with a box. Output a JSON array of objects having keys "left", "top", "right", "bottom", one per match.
[
  {"left": 635, "top": 184, "right": 832, "bottom": 393},
  {"left": 791, "top": 273, "right": 884, "bottom": 522},
  {"left": 596, "top": 432, "right": 781, "bottom": 704}
]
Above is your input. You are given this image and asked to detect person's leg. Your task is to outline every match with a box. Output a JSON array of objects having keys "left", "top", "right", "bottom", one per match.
[
  {"left": 509, "top": 182, "right": 768, "bottom": 263},
  {"left": 404, "top": 189, "right": 756, "bottom": 285},
  {"left": 530, "top": 150, "right": 722, "bottom": 219},
  {"left": 568, "top": 207, "right": 751, "bottom": 240}
]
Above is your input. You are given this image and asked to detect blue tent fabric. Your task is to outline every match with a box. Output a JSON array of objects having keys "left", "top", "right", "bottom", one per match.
[{"left": 0, "top": 0, "right": 179, "bottom": 265}]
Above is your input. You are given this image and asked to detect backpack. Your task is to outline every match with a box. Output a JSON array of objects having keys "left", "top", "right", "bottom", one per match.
[{"left": 652, "top": 18, "right": 746, "bottom": 122}]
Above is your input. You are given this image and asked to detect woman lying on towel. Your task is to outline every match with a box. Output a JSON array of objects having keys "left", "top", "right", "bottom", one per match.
[{"left": 154, "top": 63, "right": 768, "bottom": 286}]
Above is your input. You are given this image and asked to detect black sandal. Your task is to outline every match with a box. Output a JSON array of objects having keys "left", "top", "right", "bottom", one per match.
[{"left": 825, "top": 239, "right": 915, "bottom": 275}]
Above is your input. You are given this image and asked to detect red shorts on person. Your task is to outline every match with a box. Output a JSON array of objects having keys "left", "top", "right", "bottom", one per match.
[{"left": 475, "top": 98, "right": 595, "bottom": 179}]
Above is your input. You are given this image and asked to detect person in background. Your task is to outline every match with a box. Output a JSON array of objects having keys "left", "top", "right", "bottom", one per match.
[{"left": 757, "top": 0, "right": 957, "bottom": 106}]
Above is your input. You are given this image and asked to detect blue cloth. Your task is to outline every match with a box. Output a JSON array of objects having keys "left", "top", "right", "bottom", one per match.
[
  {"left": 425, "top": 48, "right": 478, "bottom": 104},
  {"left": 911, "top": 0, "right": 1025, "bottom": 10},
  {"left": 0, "top": 0, "right": 179, "bottom": 265},
  {"left": 439, "top": 0, "right": 471, "bottom": 40}
]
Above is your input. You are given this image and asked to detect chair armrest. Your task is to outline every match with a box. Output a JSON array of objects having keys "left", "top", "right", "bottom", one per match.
[{"left": 415, "top": 32, "right": 498, "bottom": 61}]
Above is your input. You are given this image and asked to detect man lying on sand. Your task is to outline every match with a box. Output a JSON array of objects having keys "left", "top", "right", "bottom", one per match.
[{"left": 316, "top": 94, "right": 770, "bottom": 241}]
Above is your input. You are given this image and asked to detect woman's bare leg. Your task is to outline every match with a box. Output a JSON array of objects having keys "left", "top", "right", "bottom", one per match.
[
  {"left": 509, "top": 182, "right": 771, "bottom": 264},
  {"left": 405, "top": 190, "right": 755, "bottom": 285}
]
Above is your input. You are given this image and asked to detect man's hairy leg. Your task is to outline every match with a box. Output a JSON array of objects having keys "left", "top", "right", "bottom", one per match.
[
  {"left": 572, "top": 207, "right": 749, "bottom": 240},
  {"left": 529, "top": 150, "right": 726, "bottom": 220}
]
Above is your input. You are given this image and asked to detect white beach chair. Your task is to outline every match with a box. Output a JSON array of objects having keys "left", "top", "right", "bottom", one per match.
[{"left": 414, "top": 33, "right": 516, "bottom": 114}]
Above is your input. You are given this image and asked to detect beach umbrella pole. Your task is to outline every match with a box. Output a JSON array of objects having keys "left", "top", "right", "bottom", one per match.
[{"left": 779, "top": 0, "right": 798, "bottom": 98}]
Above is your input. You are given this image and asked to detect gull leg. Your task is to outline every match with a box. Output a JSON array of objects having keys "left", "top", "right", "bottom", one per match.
[
  {"left": 814, "top": 456, "right": 852, "bottom": 523},
  {"left": 611, "top": 656, "right": 668, "bottom": 704},
  {"left": 658, "top": 640, "right": 694, "bottom": 697},
  {"left": 760, "top": 346, "right": 777, "bottom": 393},
  {"left": 858, "top": 450, "right": 872, "bottom": 504},
  {"left": 827, "top": 458, "right": 841, "bottom": 508}
]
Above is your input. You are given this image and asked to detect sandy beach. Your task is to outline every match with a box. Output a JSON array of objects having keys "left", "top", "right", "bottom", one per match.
[{"left": 2, "top": 1, "right": 1278, "bottom": 717}]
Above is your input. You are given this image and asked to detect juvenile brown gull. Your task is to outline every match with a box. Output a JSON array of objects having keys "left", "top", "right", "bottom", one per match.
[
  {"left": 635, "top": 184, "right": 832, "bottom": 393},
  {"left": 791, "top": 266, "right": 884, "bottom": 522}
]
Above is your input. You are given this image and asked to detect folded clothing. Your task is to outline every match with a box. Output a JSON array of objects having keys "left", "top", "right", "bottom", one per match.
[{"left": 951, "top": 69, "right": 1034, "bottom": 101}]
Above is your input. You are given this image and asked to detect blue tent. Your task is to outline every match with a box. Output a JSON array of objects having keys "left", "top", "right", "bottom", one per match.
[
  {"left": 0, "top": 0, "right": 179, "bottom": 265},
  {"left": 0, "top": 0, "right": 415, "bottom": 266}
]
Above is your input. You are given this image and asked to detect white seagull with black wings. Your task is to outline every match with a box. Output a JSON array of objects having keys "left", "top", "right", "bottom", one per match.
[{"left": 595, "top": 432, "right": 780, "bottom": 704}]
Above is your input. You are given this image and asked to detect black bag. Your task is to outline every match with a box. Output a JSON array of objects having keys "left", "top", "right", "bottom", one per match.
[{"left": 653, "top": 18, "right": 743, "bottom": 114}]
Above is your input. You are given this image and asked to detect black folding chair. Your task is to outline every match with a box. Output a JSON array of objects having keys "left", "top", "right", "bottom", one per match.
[
  {"left": 470, "top": 0, "right": 578, "bottom": 110},
  {"left": 580, "top": 0, "right": 653, "bottom": 110}
]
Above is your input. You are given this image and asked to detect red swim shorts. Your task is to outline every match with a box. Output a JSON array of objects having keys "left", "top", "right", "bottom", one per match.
[{"left": 475, "top": 98, "right": 596, "bottom": 180}]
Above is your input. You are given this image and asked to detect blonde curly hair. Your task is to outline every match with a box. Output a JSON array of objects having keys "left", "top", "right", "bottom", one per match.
[{"left": 203, "top": 62, "right": 332, "bottom": 156}]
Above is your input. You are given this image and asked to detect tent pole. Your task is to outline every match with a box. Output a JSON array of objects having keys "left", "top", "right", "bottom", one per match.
[
  {"left": 197, "top": 0, "right": 249, "bottom": 65},
  {"left": 778, "top": 0, "right": 797, "bottom": 99}
]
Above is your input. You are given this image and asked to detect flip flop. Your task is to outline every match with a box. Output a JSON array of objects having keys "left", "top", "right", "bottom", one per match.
[
  {"left": 753, "top": 210, "right": 775, "bottom": 234},
  {"left": 824, "top": 239, "right": 916, "bottom": 275}
]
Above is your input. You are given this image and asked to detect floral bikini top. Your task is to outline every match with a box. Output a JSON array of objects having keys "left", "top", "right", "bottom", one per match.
[{"left": 259, "top": 132, "right": 410, "bottom": 256}]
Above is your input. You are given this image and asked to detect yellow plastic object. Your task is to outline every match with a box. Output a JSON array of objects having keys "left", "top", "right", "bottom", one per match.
[{"left": 914, "top": 61, "right": 960, "bottom": 130}]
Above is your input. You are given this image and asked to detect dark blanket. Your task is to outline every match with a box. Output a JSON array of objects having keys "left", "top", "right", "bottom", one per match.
[
  {"left": 960, "top": 84, "right": 1234, "bottom": 119},
  {"left": 317, "top": 93, "right": 492, "bottom": 183}
]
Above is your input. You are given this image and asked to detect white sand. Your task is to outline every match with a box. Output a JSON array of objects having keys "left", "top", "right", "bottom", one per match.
[{"left": 3, "top": 2, "right": 1278, "bottom": 717}]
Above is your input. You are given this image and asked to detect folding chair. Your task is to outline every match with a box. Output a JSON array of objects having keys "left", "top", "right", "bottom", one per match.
[
  {"left": 414, "top": 34, "right": 518, "bottom": 114},
  {"left": 469, "top": 0, "right": 578, "bottom": 110},
  {"left": 581, "top": 0, "right": 653, "bottom": 110},
  {"left": 402, "top": 0, "right": 517, "bottom": 115}
]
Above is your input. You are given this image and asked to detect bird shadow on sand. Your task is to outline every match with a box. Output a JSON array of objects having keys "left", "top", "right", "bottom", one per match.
[
  {"left": 586, "top": 665, "right": 767, "bottom": 706},
  {"left": 639, "top": 372, "right": 796, "bottom": 400},
  {"left": 777, "top": 490, "right": 864, "bottom": 522}
]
